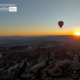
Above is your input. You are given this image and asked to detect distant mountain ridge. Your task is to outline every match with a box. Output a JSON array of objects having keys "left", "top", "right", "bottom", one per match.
[{"left": 0, "top": 35, "right": 79, "bottom": 46}]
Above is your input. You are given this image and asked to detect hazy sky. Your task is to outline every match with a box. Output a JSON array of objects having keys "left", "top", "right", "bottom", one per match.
[{"left": 0, "top": 0, "right": 80, "bottom": 36}]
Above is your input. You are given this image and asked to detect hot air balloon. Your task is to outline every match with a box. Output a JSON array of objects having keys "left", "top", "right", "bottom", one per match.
[
  {"left": 58, "top": 21, "right": 64, "bottom": 28},
  {"left": 0, "top": 54, "right": 2, "bottom": 58}
]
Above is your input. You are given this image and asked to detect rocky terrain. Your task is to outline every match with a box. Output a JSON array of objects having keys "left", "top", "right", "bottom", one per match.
[{"left": 0, "top": 41, "right": 80, "bottom": 80}]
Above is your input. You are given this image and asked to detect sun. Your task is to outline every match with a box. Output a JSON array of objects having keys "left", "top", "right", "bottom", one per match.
[{"left": 75, "top": 32, "right": 80, "bottom": 36}]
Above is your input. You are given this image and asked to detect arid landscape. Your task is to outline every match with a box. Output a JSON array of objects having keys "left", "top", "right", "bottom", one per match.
[
  {"left": 0, "top": 35, "right": 80, "bottom": 80},
  {"left": 1, "top": 0, "right": 80, "bottom": 80}
]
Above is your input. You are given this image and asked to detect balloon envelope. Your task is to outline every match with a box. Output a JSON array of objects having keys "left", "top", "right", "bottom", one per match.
[
  {"left": 0, "top": 54, "right": 2, "bottom": 58},
  {"left": 58, "top": 21, "right": 64, "bottom": 28}
]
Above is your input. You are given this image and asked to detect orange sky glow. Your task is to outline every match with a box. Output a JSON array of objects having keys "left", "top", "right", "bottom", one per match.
[{"left": 0, "top": 27, "right": 80, "bottom": 36}]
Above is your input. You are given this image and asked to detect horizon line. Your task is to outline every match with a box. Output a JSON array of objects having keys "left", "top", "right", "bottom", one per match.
[{"left": 0, "top": 34, "right": 75, "bottom": 37}]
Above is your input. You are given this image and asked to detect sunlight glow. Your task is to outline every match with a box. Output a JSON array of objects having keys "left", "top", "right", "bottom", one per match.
[{"left": 75, "top": 32, "right": 80, "bottom": 36}]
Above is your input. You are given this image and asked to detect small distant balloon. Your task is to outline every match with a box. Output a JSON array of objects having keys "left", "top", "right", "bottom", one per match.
[
  {"left": 0, "top": 54, "right": 2, "bottom": 58},
  {"left": 58, "top": 21, "right": 64, "bottom": 28}
]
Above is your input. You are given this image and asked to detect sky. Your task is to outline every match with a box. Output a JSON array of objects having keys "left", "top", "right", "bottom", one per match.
[{"left": 0, "top": 0, "right": 80, "bottom": 36}]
